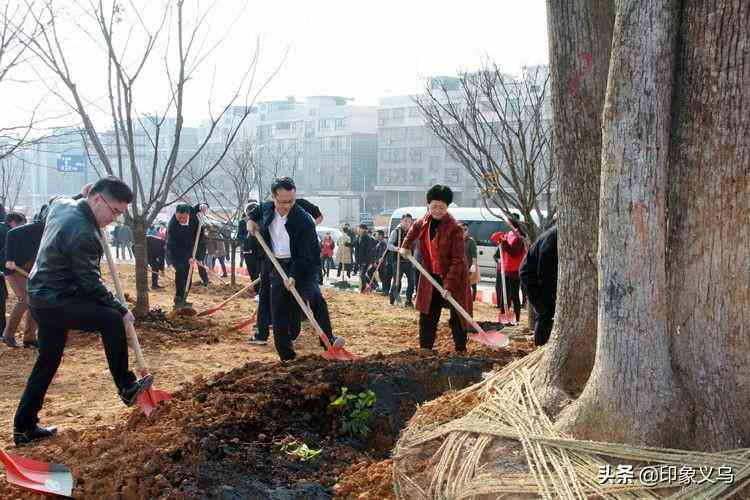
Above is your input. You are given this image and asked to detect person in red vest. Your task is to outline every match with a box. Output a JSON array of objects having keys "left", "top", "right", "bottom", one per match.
[
  {"left": 491, "top": 216, "right": 527, "bottom": 323},
  {"left": 400, "top": 185, "right": 471, "bottom": 353}
]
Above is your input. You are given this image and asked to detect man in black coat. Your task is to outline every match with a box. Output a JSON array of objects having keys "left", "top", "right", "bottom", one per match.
[
  {"left": 14, "top": 177, "right": 152, "bottom": 446},
  {"left": 3, "top": 211, "right": 44, "bottom": 347},
  {"left": 519, "top": 225, "right": 558, "bottom": 346},
  {"left": 246, "top": 177, "right": 344, "bottom": 361},
  {"left": 166, "top": 203, "right": 209, "bottom": 308},
  {"left": 354, "top": 224, "right": 376, "bottom": 292}
]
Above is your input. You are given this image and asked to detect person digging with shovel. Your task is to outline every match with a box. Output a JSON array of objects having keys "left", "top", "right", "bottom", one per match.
[
  {"left": 13, "top": 177, "right": 153, "bottom": 446},
  {"left": 167, "top": 203, "right": 209, "bottom": 310},
  {"left": 400, "top": 185, "right": 472, "bottom": 354},
  {"left": 246, "top": 177, "right": 345, "bottom": 362}
]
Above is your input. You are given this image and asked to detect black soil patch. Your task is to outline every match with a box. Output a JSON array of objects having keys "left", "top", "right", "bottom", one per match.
[{"left": 8, "top": 349, "right": 525, "bottom": 499}]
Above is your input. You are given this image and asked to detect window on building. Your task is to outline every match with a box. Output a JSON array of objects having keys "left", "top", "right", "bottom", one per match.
[
  {"left": 409, "top": 107, "right": 420, "bottom": 118},
  {"left": 334, "top": 118, "right": 346, "bottom": 130},
  {"left": 392, "top": 108, "right": 405, "bottom": 121},
  {"left": 409, "top": 148, "right": 423, "bottom": 162},
  {"left": 393, "top": 148, "right": 406, "bottom": 163},
  {"left": 409, "top": 168, "right": 422, "bottom": 183},
  {"left": 378, "top": 109, "right": 389, "bottom": 125},
  {"left": 445, "top": 168, "right": 459, "bottom": 183}
]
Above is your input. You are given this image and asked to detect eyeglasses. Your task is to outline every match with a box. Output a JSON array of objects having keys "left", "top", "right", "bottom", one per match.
[{"left": 99, "top": 194, "right": 124, "bottom": 218}]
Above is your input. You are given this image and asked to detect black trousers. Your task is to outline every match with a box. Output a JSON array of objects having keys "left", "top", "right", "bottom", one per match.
[
  {"left": 149, "top": 256, "right": 164, "bottom": 287},
  {"left": 497, "top": 273, "right": 522, "bottom": 322},
  {"left": 524, "top": 281, "right": 555, "bottom": 345},
  {"left": 0, "top": 277, "right": 6, "bottom": 335},
  {"left": 380, "top": 262, "right": 392, "bottom": 295},
  {"left": 359, "top": 261, "right": 374, "bottom": 291},
  {"left": 418, "top": 275, "right": 466, "bottom": 352},
  {"left": 15, "top": 300, "right": 136, "bottom": 431},
  {"left": 243, "top": 253, "right": 261, "bottom": 281},
  {"left": 270, "top": 261, "right": 335, "bottom": 361},
  {"left": 390, "top": 265, "right": 415, "bottom": 304},
  {"left": 174, "top": 258, "right": 189, "bottom": 301}
]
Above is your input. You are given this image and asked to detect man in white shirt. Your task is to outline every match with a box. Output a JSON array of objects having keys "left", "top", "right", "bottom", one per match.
[{"left": 246, "top": 177, "right": 344, "bottom": 362}]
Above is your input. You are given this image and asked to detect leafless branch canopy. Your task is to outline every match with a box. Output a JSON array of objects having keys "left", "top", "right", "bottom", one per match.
[{"left": 414, "top": 62, "right": 556, "bottom": 237}]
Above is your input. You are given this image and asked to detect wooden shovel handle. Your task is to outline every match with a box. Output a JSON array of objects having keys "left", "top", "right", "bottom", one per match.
[
  {"left": 388, "top": 244, "right": 486, "bottom": 335},
  {"left": 184, "top": 214, "right": 204, "bottom": 301},
  {"left": 252, "top": 228, "right": 333, "bottom": 350},
  {"left": 96, "top": 228, "right": 148, "bottom": 372}
]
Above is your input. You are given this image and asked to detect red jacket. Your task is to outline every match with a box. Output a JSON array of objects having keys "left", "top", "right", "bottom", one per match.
[
  {"left": 491, "top": 230, "right": 526, "bottom": 274},
  {"left": 320, "top": 239, "right": 335, "bottom": 258},
  {"left": 402, "top": 213, "right": 472, "bottom": 323}
]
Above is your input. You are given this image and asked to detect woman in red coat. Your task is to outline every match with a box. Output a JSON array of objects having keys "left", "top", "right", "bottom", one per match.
[{"left": 400, "top": 185, "right": 472, "bottom": 352}]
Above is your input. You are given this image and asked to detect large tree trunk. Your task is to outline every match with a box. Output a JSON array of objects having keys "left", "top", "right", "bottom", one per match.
[
  {"left": 666, "top": 0, "right": 750, "bottom": 451},
  {"left": 533, "top": 0, "right": 614, "bottom": 413},
  {"left": 556, "top": 0, "right": 689, "bottom": 446},
  {"left": 131, "top": 218, "right": 150, "bottom": 317}
]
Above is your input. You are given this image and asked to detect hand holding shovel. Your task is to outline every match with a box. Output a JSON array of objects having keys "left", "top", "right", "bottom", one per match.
[{"left": 389, "top": 245, "right": 509, "bottom": 349}]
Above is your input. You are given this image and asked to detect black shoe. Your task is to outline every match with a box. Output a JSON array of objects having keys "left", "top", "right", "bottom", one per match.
[
  {"left": 405, "top": 301, "right": 414, "bottom": 308},
  {"left": 119, "top": 374, "right": 154, "bottom": 407},
  {"left": 22, "top": 340, "right": 38, "bottom": 349},
  {"left": 13, "top": 425, "right": 58, "bottom": 446}
]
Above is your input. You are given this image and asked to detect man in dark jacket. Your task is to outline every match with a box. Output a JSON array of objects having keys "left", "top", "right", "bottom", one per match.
[
  {"left": 388, "top": 213, "right": 415, "bottom": 307},
  {"left": 519, "top": 225, "right": 558, "bottom": 346},
  {"left": 14, "top": 177, "right": 152, "bottom": 446},
  {"left": 237, "top": 202, "right": 261, "bottom": 281},
  {"left": 147, "top": 234, "right": 166, "bottom": 289},
  {"left": 355, "top": 224, "right": 376, "bottom": 292},
  {"left": 247, "top": 177, "right": 344, "bottom": 361},
  {"left": 3, "top": 212, "right": 43, "bottom": 347},
  {"left": 0, "top": 212, "right": 28, "bottom": 345},
  {"left": 166, "top": 203, "right": 209, "bottom": 308}
]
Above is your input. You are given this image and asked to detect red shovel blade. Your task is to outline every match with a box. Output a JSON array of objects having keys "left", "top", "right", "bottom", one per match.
[
  {"left": 136, "top": 387, "right": 172, "bottom": 417},
  {"left": 471, "top": 330, "right": 510, "bottom": 348},
  {"left": 322, "top": 346, "right": 356, "bottom": 361},
  {"left": 230, "top": 311, "right": 258, "bottom": 331},
  {"left": 0, "top": 449, "right": 74, "bottom": 497}
]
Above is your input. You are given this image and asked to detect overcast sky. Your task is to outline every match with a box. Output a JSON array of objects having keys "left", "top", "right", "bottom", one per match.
[{"left": 4, "top": 1, "right": 548, "bottom": 129}]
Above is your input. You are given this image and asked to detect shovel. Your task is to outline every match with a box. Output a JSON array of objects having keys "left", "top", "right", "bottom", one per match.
[
  {"left": 229, "top": 309, "right": 258, "bottom": 331},
  {"left": 197, "top": 277, "right": 260, "bottom": 317},
  {"left": 389, "top": 245, "right": 509, "bottom": 349},
  {"left": 0, "top": 448, "right": 73, "bottom": 497},
  {"left": 252, "top": 228, "right": 355, "bottom": 361},
  {"left": 181, "top": 212, "right": 205, "bottom": 310},
  {"left": 497, "top": 244, "right": 515, "bottom": 325},
  {"left": 364, "top": 245, "right": 389, "bottom": 293},
  {"left": 97, "top": 229, "right": 172, "bottom": 417}
]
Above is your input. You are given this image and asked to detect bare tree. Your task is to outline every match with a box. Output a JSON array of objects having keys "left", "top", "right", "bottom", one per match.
[
  {"left": 0, "top": 2, "right": 45, "bottom": 162},
  {"left": 21, "top": 0, "right": 284, "bottom": 315},
  {"left": 0, "top": 153, "right": 29, "bottom": 209},
  {"left": 173, "top": 137, "right": 260, "bottom": 284},
  {"left": 414, "top": 63, "right": 554, "bottom": 241}
]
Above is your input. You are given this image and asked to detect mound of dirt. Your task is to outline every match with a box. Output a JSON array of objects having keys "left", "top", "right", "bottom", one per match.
[{"left": 1, "top": 349, "right": 526, "bottom": 499}]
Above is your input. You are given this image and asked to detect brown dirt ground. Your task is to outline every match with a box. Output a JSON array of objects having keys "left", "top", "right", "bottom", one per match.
[{"left": 0, "top": 264, "right": 533, "bottom": 499}]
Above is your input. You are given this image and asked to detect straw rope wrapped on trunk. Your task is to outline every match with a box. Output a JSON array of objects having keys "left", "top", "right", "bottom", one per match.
[{"left": 393, "top": 348, "right": 750, "bottom": 499}]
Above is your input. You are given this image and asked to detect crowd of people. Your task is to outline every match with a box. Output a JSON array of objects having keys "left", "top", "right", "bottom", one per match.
[{"left": 0, "top": 174, "right": 558, "bottom": 446}]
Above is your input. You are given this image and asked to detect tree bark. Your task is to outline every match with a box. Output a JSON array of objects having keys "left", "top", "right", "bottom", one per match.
[
  {"left": 666, "top": 0, "right": 750, "bottom": 451},
  {"left": 131, "top": 218, "right": 150, "bottom": 317},
  {"left": 533, "top": 0, "right": 614, "bottom": 412},
  {"left": 556, "top": 0, "right": 689, "bottom": 446}
]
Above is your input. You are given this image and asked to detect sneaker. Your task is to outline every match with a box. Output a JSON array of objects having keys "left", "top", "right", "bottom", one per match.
[
  {"left": 13, "top": 425, "right": 58, "bottom": 446},
  {"left": 332, "top": 336, "right": 346, "bottom": 349},
  {"left": 248, "top": 337, "right": 268, "bottom": 346},
  {"left": 119, "top": 374, "right": 154, "bottom": 407}
]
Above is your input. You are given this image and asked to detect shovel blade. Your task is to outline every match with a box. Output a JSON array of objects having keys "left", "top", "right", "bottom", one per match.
[
  {"left": 136, "top": 387, "right": 172, "bottom": 417},
  {"left": 229, "top": 313, "right": 257, "bottom": 332},
  {"left": 196, "top": 307, "right": 219, "bottom": 317},
  {"left": 471, "top": 330, "right": 510, "bottom": 348},
  {"left": 0, "top": 451, "right": 74, "bottom": 497},
  {"left": 322, "top": 346, "right": 356, "bottom": 361}
]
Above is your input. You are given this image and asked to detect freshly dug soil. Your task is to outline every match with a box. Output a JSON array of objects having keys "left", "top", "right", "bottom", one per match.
[{"left": 1, "top": 349, "right": 525, "bottom": 499}]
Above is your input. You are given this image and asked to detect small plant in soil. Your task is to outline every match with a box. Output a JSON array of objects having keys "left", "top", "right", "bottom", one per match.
[
  {"left": 275, "top": 436, "right": 322, "bottom": 462},
  {"left": 329, "top": 386, "right": 377, "bottom": 437}
]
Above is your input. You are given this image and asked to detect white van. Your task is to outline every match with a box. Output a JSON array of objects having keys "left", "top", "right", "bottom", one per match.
[{"left": 389, "top": 206, "right": 530, "bottom": 277}]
